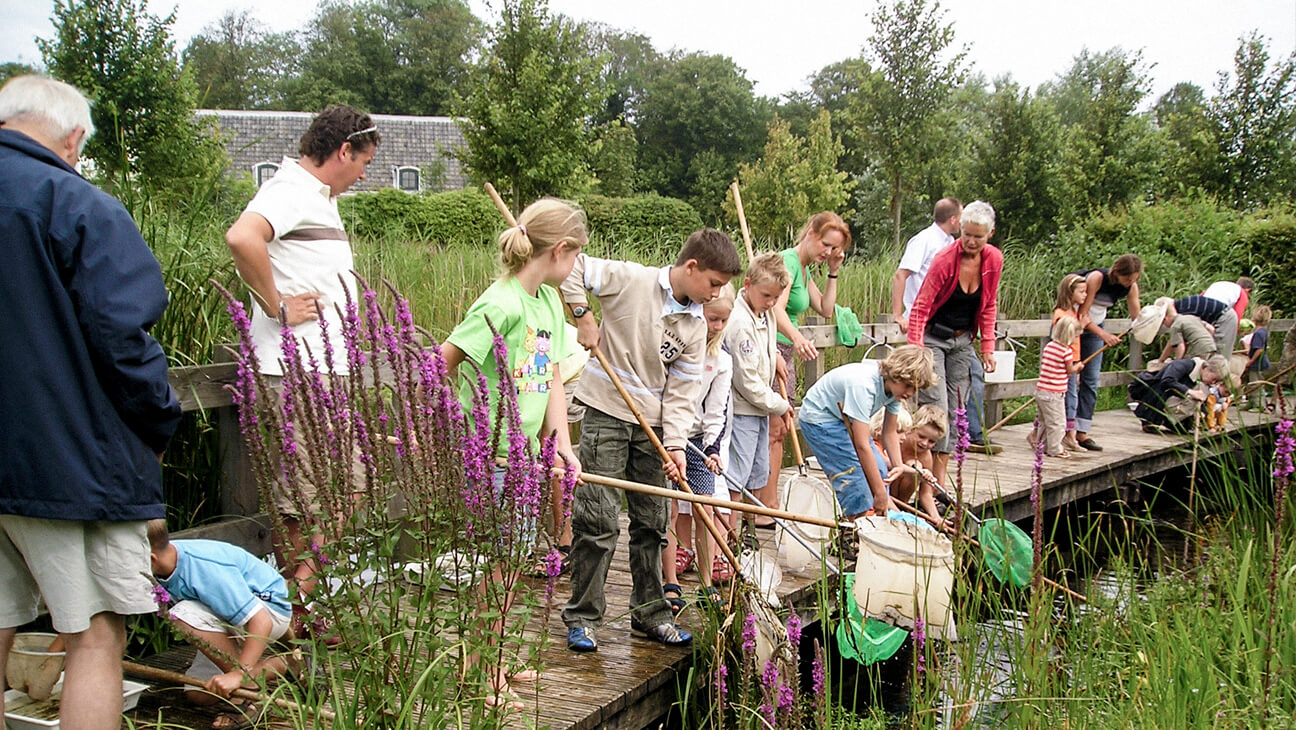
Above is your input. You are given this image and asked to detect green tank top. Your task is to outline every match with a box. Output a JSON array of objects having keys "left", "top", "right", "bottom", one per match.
[{"left": 778, "top": 247, "right": 809, "bottom": 345}]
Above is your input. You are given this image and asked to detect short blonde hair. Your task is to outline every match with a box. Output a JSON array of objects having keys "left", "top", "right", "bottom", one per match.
[
  {"left": 1253, "top": 304, "right": 1272, "bottom": 327},
  {"left": 499, "top": 198, "right": 588, "bottom": 276},
  {"left": 878, "top": 345, "right": 937, "bottom": 391},
  {"left": 1051, "top": 316, "right": 1082, "bottom": 344},
  {"left": 146, "top": 518, "right": 170, "bottom": 551},
  {"left": 910, "top": 404, "right": 948, "bottom": 440},
  {"left": 745, "top": 251, "right": 791, "bottom": 289},
  {"left": 869, "top": 404, "right": 913, "bottom": 434}
]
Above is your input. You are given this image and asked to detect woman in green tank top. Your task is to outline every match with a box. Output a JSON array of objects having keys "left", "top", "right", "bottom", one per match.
[{"left": 755, "top": 211, "right": 850, "bottom": 525}]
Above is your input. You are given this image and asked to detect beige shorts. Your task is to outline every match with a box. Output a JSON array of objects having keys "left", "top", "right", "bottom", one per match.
[
  {"left": 171, "top": 600, "right": 291, "bottom": 683},
  {"left": 0, "top": 516, "right": 155, "bottom": 633},
  {"left": 265, "top": 376, "right": 367, "bottom": 517}
]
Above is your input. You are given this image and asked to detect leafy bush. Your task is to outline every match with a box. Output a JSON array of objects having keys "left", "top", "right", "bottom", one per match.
[
  {"left": 610, "top": 193, "right": 703, "bottom": 242},
  {"left": 339, "top": 187, "right": 502, "bottom": 245},
  {"left": 1238, "top": 210, "right": 1296, "bottom": 317}
]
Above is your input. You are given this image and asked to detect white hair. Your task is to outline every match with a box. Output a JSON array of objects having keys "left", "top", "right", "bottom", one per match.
[
  {"left": 0, "top": 75, "right": 95, "bottom": 153},
  {"left": 962, "top": 200, "right": 996, "bottom": 230}
]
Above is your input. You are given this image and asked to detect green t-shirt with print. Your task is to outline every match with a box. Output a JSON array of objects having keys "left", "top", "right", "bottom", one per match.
[
  {"left": 778, "top": 247, "right": 809, "bottom": 345},
  {"left": 446, "top": 277, "right": 572, "bottom": 457}
]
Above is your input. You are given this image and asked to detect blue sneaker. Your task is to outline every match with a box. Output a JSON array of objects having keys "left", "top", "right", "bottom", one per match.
[
  {"left": 630, "top": 620, "right": 692, "bottom": 646},
  {"left": 567, "top": 626, "right": 597, "bottom": 652}
]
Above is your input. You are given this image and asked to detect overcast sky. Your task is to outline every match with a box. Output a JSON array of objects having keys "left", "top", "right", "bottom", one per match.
[{"left": 6, "top": 0, "right": 1295, "bottom": 104}]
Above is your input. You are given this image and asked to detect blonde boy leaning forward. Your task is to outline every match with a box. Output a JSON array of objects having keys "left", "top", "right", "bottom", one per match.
[
  {"left": 798, "top": 345, "right": 937, "bottom": 521},
  {"left": 724, "top": 253, "right": 793, "bottom": 538},
  {"left": 560, "top": 229, "right": 742, "bottom": 653}
]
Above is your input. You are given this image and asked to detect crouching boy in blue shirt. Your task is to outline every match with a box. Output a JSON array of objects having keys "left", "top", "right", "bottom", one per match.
[{"left": 148, "top": 520, "right": 296, "bottom": 708}]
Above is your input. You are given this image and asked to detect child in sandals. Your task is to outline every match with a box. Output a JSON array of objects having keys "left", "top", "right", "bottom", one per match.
[{"left": 662, "top": 285, "right": 735, "bottom": 611}]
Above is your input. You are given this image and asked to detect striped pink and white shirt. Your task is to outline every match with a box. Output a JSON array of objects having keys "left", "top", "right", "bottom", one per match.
[{"left": 1038, "top": 339, "right": 1074, "bottom": 393}]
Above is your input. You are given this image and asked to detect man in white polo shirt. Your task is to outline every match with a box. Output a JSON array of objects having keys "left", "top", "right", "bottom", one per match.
[{"left": 224, "top": 104, "right": 378, "bottom": 638}]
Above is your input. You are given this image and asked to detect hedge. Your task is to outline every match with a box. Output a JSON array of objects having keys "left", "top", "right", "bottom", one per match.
[{"left": 339, "top": 187, "right": 703, "bottom": 251}]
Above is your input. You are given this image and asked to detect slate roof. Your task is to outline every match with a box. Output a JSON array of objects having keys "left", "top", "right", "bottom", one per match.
[{"left": 197, "top": 109, "right": 469, "bottom": 192}]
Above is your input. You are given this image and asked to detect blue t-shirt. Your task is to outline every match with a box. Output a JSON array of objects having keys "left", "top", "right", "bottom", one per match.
[
  {"left": 799, "top": 361, "right": 902, "bottom": 426},
  {"left": 160, "top": 540, "right": 291, "bottom": 626},
  {"left": 1249, "top": 328, "right": 1271, "bottom": 371}
]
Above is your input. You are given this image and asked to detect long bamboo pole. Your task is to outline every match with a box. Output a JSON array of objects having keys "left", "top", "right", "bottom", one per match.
[
  {"left": 729, "top": 181, "right": 755, "bottom": 263},
  {"left": 122, "top": 660, "right": 336, "bottom": 721}
]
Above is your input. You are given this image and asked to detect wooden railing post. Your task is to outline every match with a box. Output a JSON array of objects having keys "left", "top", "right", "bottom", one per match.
[{"left": 801, "top": 315, "right": 826, "bottom": 392}]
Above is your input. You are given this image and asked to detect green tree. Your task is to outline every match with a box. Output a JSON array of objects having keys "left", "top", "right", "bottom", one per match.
[
  {"left": 293, "top": 0, "right": 482, "bottom": 115},
  {"left": 1206, "top": 32, "right": 1296, "bottom": 208},
  {"left": 39, "top": 0, "right": 226, "bottom": 197},
  {"left": 584, "top": 25, "right": 661, "bottom": 125},
  {"left": 589, "top": 121, "right": 638, "bottom": 196},
  {"left": 455, "top": 0, "right": 604, "bottom": 209},
  {"left": 853, "top": 0, "right": 967, "bottom": 248},
  {"left": 1, "top": 62, "right": 40, "bottom": 86},
  {"left": 183, "top": 10, "right": 300, "bottom": 109},
  {"left": 635, "top": 51, "right": 771, "bottom": 222},
  {"left": 1151, "top": 82, "right": 1219, "bottom": 198},
  {"left": 729, "top": 110, "right": 854, "bottom": 242},
  {"left": 963, "top": 78, "right": 1060, "bottom": 246},
  {"left": 1042, "top": 47, "right": 1158, "bottom": 222}
]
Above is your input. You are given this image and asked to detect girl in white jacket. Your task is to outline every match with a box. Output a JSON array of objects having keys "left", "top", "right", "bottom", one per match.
[{"left": 662, "top": 285, "right": 735, "bottom": 611}]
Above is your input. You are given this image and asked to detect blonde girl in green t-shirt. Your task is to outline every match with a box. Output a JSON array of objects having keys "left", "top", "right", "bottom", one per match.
[{"left": 443, "top": 198, "right": 587, "bottom": 709}]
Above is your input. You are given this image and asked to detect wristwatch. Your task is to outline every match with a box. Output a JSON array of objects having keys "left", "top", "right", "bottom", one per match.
[{"left": 571, "top": 305, "right": 591, "bottom": 319}]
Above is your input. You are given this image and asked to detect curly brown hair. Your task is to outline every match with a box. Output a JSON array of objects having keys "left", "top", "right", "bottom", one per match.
[{"left": 299, "top": 104, "right": 380, "bottom": 164}]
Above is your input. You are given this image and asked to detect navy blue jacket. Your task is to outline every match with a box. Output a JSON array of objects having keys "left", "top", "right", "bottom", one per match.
[{"left": 0, "top": 129, "right": 181, "bottom": 521}]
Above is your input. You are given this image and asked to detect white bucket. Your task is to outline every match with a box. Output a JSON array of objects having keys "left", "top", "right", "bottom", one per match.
[
  {"left": 982, "top": 349, "right": 1016, "bottom": 383},
  {"left": 852, "top": 516, "right": 958, "bottom": 640},
  {"left": 778, "top": 472, "right": 836, "bottom": 572}
]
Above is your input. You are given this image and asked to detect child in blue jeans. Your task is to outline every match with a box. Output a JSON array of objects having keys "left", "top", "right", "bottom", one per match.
[{"left": 798, "top": 345, "right": 937, "bottom": 521}]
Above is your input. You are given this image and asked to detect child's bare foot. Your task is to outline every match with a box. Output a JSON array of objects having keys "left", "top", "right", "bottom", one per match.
[{"left": 509, "top": 668, "right": 539, "bottom": 682}]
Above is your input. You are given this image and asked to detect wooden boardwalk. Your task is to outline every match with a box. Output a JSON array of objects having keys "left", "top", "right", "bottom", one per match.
[{"left": 117, "top": 406, "right": 1277, "bottom": 729}]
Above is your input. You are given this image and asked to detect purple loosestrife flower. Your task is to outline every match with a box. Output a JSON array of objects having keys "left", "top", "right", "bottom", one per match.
[
  {"left": 777, "top": 680, "right": 796, "bottom": 716},
  {"left": 310, "top": 541, "right": 333, "bottom": 566},
  {"left": 759, "top": 660, "right": 779, "bottom": 727},
  {"left": 150, "top": 584, "right": 171, "bottom": 608},
  {"left": 1030, "top": 416, "right": 1046, "bottom": 582},
  {"left": 742, "top": 613, "right": 757, "bottom": 655},
  {"left": 542, "top": 548, "right": 563, "bottom": 600},
  {"left": 1274, "top": 419, "right": 1295, "bottom": 485},
  {"left": 787, "top": 612, "right": 802, "bottom": 647},
  {"left": 811, "top": 644, "right": 825, "bottom": 698},
  {"left": 914, "top": 615, "right": 927, "bottom": 674},
  {"left": 713, "top": 663, "right": 728, "bottom": 712}
]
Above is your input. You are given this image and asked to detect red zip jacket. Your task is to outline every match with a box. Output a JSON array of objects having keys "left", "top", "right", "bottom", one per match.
[{"left": 906, "top": 239, "right": 1003, "bottom": 356}]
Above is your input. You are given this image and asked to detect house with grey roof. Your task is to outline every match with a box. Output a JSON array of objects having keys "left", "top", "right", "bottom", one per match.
[{"left": 198, "top": 109, "right": 469, "bottom": 193}]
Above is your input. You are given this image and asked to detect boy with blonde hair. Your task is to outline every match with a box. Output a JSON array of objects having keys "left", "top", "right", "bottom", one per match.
[
  {"left": 799, "top": 345, "right": 937, "bottom": 520},
  {"left": 874, "top": 404, "right": 948, "bottom": 507},
  {"left": 561, "top": 229, "right": 741, "bottom": 652},
  {"left": 724, "top": 253, "right": 793, "bottom": 540}
]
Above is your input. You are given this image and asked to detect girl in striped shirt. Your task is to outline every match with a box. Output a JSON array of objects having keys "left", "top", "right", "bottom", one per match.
[{"left": 1031, "top": 316, "right": 1085, "bottom": 458}]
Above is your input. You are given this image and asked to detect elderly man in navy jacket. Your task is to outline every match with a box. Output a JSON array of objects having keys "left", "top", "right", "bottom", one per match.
[{"left": 0, "top": 76, "right": 181, "bottom": 726}]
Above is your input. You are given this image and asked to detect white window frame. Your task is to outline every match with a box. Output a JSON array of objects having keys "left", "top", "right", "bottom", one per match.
[
  {"left": 252, "top": 161, "right": 280, "bottom": 187},
  {"left": 393, "top": 165, "right": 421, "bottom": 193}
]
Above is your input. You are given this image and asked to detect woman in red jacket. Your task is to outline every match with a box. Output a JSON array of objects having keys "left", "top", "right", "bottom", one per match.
[{"left": 906, "top": 200, "right": 1003, "bottom": 489}]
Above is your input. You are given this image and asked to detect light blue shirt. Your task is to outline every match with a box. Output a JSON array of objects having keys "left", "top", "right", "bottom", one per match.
[
  {"left": 799, "top": 361, "right": 901, "bottom": 426},
  {"left": 160, "top": 540, "right": 291, "bottom": 626}
]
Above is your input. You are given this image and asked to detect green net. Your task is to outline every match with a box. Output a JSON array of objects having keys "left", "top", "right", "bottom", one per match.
[
  {"left": 978, "top": 518, "right": 1034, "bottom": 588},
  {"left": 835, "top": 573, "right": 908, "bottom": 665}
]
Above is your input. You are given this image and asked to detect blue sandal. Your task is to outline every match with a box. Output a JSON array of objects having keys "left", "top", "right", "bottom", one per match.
[{"left": 663, "top": 583, "right": 686, "bottom": 615}]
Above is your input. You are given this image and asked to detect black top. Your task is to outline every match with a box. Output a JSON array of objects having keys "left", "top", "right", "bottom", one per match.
[
  {"left": 1073, "top": 267, "right": 1131, "bottom": 308},
  {"left": 931, "top": 283, "right": 981, "bottom": 332}
]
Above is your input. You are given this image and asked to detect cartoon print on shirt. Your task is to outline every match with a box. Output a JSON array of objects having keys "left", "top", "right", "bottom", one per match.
[{"left": 513, "top": 326, "right": 552, "bottom": 394}]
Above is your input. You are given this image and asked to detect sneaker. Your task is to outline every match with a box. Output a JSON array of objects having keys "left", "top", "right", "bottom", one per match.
[
  {"left": 567, "top": 627, "right": 597, "bottom": 652},
  {"left": 630, "top": 620, "right": 693, "bottom": 646}
]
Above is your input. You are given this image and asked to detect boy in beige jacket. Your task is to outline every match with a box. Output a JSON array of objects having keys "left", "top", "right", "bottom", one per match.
[
  {"left": 723, "top": 253, "right": 793, "bottom": 537},
  {"left": 560, "top": 229, "right": 741, "bottom": 652}
]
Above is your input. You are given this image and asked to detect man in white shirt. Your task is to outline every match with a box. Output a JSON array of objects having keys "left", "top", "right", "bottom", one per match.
[
  {"left": 891, "top": 197, "right": 962, "bottom": 334},
  {"left": 224, "top": 104, "right": 378, "bottom": 638}
]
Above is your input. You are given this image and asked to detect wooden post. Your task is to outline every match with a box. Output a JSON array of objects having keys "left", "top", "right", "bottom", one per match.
[
  {"left": 214, "top": 348, "right": 259, "bottom": 519},
  {"left": 1129, "top": 338, "right": 1144, "bottom": 371},
  {"left": 802, "top": 315, "right": 825, "bottom": 391}
]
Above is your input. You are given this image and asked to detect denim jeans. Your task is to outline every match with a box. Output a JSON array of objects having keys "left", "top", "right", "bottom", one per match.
[
  {"left": 968, "top": 356, "right": 986, "bottom": 441},
  {"left": 562, "top": 407, "right": 673, "bottom": 630},
  {"left": 918, "top": 329, "right": 975, "bottom": 453},
  {"left": 800, "top": 418, "right": 887, "bottom": 516},
  {"left": 1076, "top": 330, "right": 1104, "bottom": 433},
  {"left": 1065, "top": 373, "right": 1079, "bottom": 430}
]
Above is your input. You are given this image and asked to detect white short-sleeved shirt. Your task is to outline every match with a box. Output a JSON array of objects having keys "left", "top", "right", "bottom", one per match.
[
  {"left": 244, "top": 157, "right": 356, "bottom": 375},
  {"left": 898, "top": 222, "right": 954, "bottom": 316},
  {"left": 799, "top": 360, "right": 902, "bottom": 426},
  {"left": 1202, "top": 281, "right": 1242, "bottom": 307}
]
